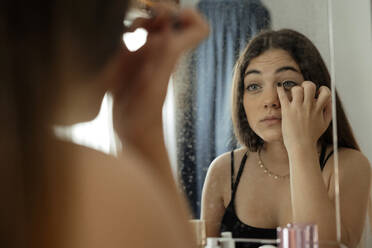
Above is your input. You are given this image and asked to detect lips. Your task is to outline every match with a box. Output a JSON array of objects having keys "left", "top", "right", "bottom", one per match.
[{"left": 261, "top": 115, "right": 282, "bottom": 122}]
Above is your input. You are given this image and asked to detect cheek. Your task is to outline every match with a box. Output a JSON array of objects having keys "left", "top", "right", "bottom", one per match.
[{"left": 243, "top": 94, "right": 259, "bottom": 127}]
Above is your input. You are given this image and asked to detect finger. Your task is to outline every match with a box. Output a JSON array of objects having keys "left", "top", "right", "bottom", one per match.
[
  {"left": 170, "top": 8, "right": 210, "bottom": 51},
  {"left": 291, "top": 85, "right": 304, "bottom": 104},
  {"left": 302, "top": 81, "right": 317, "bottom": 106},
  {"left": 143, "top": 2, "right": 180, "bottom": 32},
  {"left": 315, "top": 86, "right": 331, "bottom": 112},
  {"left": 137, "top": 8, "right": 209, "bottom": 56},
  {"left": 323, "top": 98, "right": 332, "bottom": 124},
  {"left": 124, "top": 4, "right": 177, "bottom": 35},
  {"left": 125, "top": 17, "right": 157, "bottom": 33},
  {"left": 149, "top": 1, "right": 179, "bottom": 13},
  {"left": 277, "top": 83, "right": 289, "bottom": 109},
  {"left": 125, "top": 3, "right": 177, "bottom": 32}
]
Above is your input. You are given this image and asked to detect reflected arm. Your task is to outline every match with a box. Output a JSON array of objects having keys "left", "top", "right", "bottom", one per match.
[
  {"left": 289, "top": 146, "right": 371, "bottom": 248},
  {"left": 201, "top": 155, "right": 229, "bottom": 237}
]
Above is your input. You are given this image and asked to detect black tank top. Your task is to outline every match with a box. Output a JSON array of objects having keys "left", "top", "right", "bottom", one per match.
[{"left": 220, "top": 144, "right": 334, "bottom": 248}]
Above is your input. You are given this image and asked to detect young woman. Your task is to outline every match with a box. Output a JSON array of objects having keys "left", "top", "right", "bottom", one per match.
[
  {"left": 1, "top": 1, "right": 208, "bottom": 247},
  {"left": 201, "top": 29, "right": 371, "bottom": 248}
]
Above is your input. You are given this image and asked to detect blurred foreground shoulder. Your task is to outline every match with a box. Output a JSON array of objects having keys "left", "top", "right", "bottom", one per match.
[{"left": 69, "top": 145, "right": 192, "bottom": 248}]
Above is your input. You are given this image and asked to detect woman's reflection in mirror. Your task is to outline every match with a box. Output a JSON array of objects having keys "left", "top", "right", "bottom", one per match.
[{"left": 201, "top": 29, "right": 371, "bottom": 248}]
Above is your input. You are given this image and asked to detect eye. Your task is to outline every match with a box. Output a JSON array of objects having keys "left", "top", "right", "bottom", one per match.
[
  {"left": 246, "top": 83, "right": 261, "bottom": 92},
  {"left": 281, "top": 80, "right": 298, "bottom": 90}
]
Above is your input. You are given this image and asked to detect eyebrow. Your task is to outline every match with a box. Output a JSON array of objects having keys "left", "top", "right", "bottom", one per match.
[
  {"left": 275, "top": 66, "right": 299, "bottom": 74},
  {"left": 244, "top": 66, "right": 300, "bottom": 77}
]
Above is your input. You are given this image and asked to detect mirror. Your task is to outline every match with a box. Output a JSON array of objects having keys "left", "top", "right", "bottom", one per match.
[
  {"left": 329, "top": 0, "right": 372, "bottom": 246},
  {"left": 57, "top": 0, "right": 371, "bottom": 247},
  {"left": 170, "top": 0, "right": 372, "bottom": 247},
  {"left": 174, "top": 0, "right": 330, "bottom": 216}
]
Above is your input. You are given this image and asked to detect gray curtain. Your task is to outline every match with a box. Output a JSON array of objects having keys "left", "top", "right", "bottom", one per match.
[{"left": 176, "top": 0, "right": 271, "bottom": 218}]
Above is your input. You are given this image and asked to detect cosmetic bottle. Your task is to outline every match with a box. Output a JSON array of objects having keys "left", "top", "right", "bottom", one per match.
[
  {"left": 220, "top": 232, "right": 235, "bottom": 248},
  {"left": 205, "top": 238, "right": 221, "bottom": 248},
  {"left": 189, "top": 219, "right": 206, "bottom": 248},
  {"left": 277, "top": 223, "right": 318, "bottom": 248}
]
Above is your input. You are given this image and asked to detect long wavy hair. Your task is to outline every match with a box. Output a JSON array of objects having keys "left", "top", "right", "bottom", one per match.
[{"left": 231, "top": 29, "right": 359, "bottom": 152}]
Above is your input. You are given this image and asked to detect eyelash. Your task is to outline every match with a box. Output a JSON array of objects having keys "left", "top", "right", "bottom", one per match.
[
  {"left": 281, "top": 80, "right": 299, "bottom": 90},
  {"left": 245, "top": 80, "right": 299, "bottom": 92},
  {"left": 246, "top": 83, "right": 261, "bottom": 91}
]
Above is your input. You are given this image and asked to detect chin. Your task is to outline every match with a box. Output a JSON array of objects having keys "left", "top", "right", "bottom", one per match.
[{"left": 257, "top": 129, "right": 283, "bottom": 143}]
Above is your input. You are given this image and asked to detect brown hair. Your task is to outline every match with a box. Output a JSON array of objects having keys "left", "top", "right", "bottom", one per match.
[
  {"left": 0, "top": 0, "right": 130, "bottom": 246},
  {"left": 231, "top": 29, "right": 359, "bottom": 152}
]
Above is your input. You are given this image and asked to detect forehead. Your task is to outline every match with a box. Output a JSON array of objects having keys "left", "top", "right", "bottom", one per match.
[{"left": 245, "top": 49, "right": 300, "bottom": 74}]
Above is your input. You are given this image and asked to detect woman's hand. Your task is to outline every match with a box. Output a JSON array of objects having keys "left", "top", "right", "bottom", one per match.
[
  {"left": 111, "top": 4, "right": 209, "bottom": 151},
  {"left": 277, "top": 81, "right": 332, "bottom": 151}
]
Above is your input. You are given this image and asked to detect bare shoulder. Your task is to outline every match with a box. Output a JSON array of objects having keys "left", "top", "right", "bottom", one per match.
[
  {"left": 338, "top": 148, "right": 371, "bottom": 182},
  {"left": 323, "top": 147, "right": 371, "bottom": 193},
  {"left": 52, "top": 142, "right": 190, "bottom": 248},
  {"left": 208, "top": 151, "right": 231, "bottom": 174},
  {"left": 65, "top": 142, "right": 146, "bottom": 192},
  {"left": 208, "top": 147, "right": 247, "bottom": 174},
  {"left": 205, "top": 147, "right": 248, "bottom": 191},
  {"left": 203, "top": 151, "right": 230, "bottom": 195},
  {"left": 323, "top": 147, "right": 371, "bottom": 177},
  {"left": 338, "top": 147, "right": 370, "bottom": 166}
]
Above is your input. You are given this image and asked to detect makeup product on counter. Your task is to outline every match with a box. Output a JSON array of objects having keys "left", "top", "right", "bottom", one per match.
[
  {"left": 205, "top": 238, "right": 221, "bottom": 248},
  {"left": 277, "top": 223, "right": 318, "bottom": 248},
  {"left": 220, "top": 232, "right": 235, "bottom": 248},
  {"left": 189, "top": 219, "right": 206, "bottom": 248}
]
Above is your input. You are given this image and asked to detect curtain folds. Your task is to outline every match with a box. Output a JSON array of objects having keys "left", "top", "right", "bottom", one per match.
[{"left": 175, "top": 0, "right": 271, "bottom": 217}]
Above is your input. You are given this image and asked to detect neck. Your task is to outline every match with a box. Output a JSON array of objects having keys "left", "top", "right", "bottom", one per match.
[
  {"left": 260, "top": 141, "right": 322, "bottom": 170},
  {"left": 261, "top": 141, "right": 289, "bottom": 165}
]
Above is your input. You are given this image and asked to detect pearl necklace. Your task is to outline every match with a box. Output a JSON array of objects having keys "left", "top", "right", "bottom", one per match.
[{"left": 257, "top": 148, "right": 290, "bottom": 180}]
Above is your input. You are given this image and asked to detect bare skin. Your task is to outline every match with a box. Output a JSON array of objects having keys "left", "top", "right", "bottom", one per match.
[
  {"left": 201, "top": 49, "right": 371, "bottom": 248},
  {"left": 34, "top": 137, "right": 195, "bottom": 248},
  {"left": 32, "top": 5, "right": 209, "bottom": 248}
]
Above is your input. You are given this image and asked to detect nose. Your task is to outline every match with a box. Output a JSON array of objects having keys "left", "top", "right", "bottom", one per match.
[{"left": 263, "top": 87, "right": 280, "bottom": 109}]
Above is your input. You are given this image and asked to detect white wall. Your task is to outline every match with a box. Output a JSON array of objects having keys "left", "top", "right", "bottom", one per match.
[
  {"left": 262, "top": 0, "right": 331, "bottom": 68},
  {"left": 331, "top": 0, "right": 372, "bottom": 162},
  {"left": 330, "top": 2, "right": 372, "bottom": 245}
]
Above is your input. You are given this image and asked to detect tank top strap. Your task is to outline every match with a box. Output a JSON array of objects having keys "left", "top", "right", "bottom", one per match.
[
  {"left": 319, "top": 143, "right": 334, "bottom": 170},
  {"left": 230, "top": 151, "right": 248, "bottom": 201},
  {"left": 321, "top": 150, "right": 334, "bottom": 170},
  {"left": 230, "top": 150, "right": 235, "bottom": 191},
  {"left": 319, "top": 143, "right": 327, "bottom": 167}
]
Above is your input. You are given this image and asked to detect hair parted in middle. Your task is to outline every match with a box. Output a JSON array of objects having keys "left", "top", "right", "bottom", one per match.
[{"left": 231, "top": 29, "right": 359, "bottom": 152}]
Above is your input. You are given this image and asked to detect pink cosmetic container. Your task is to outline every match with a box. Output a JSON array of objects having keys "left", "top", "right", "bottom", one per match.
[{"left": 277, "top": 224, "right": 318, "bottom": 248}]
